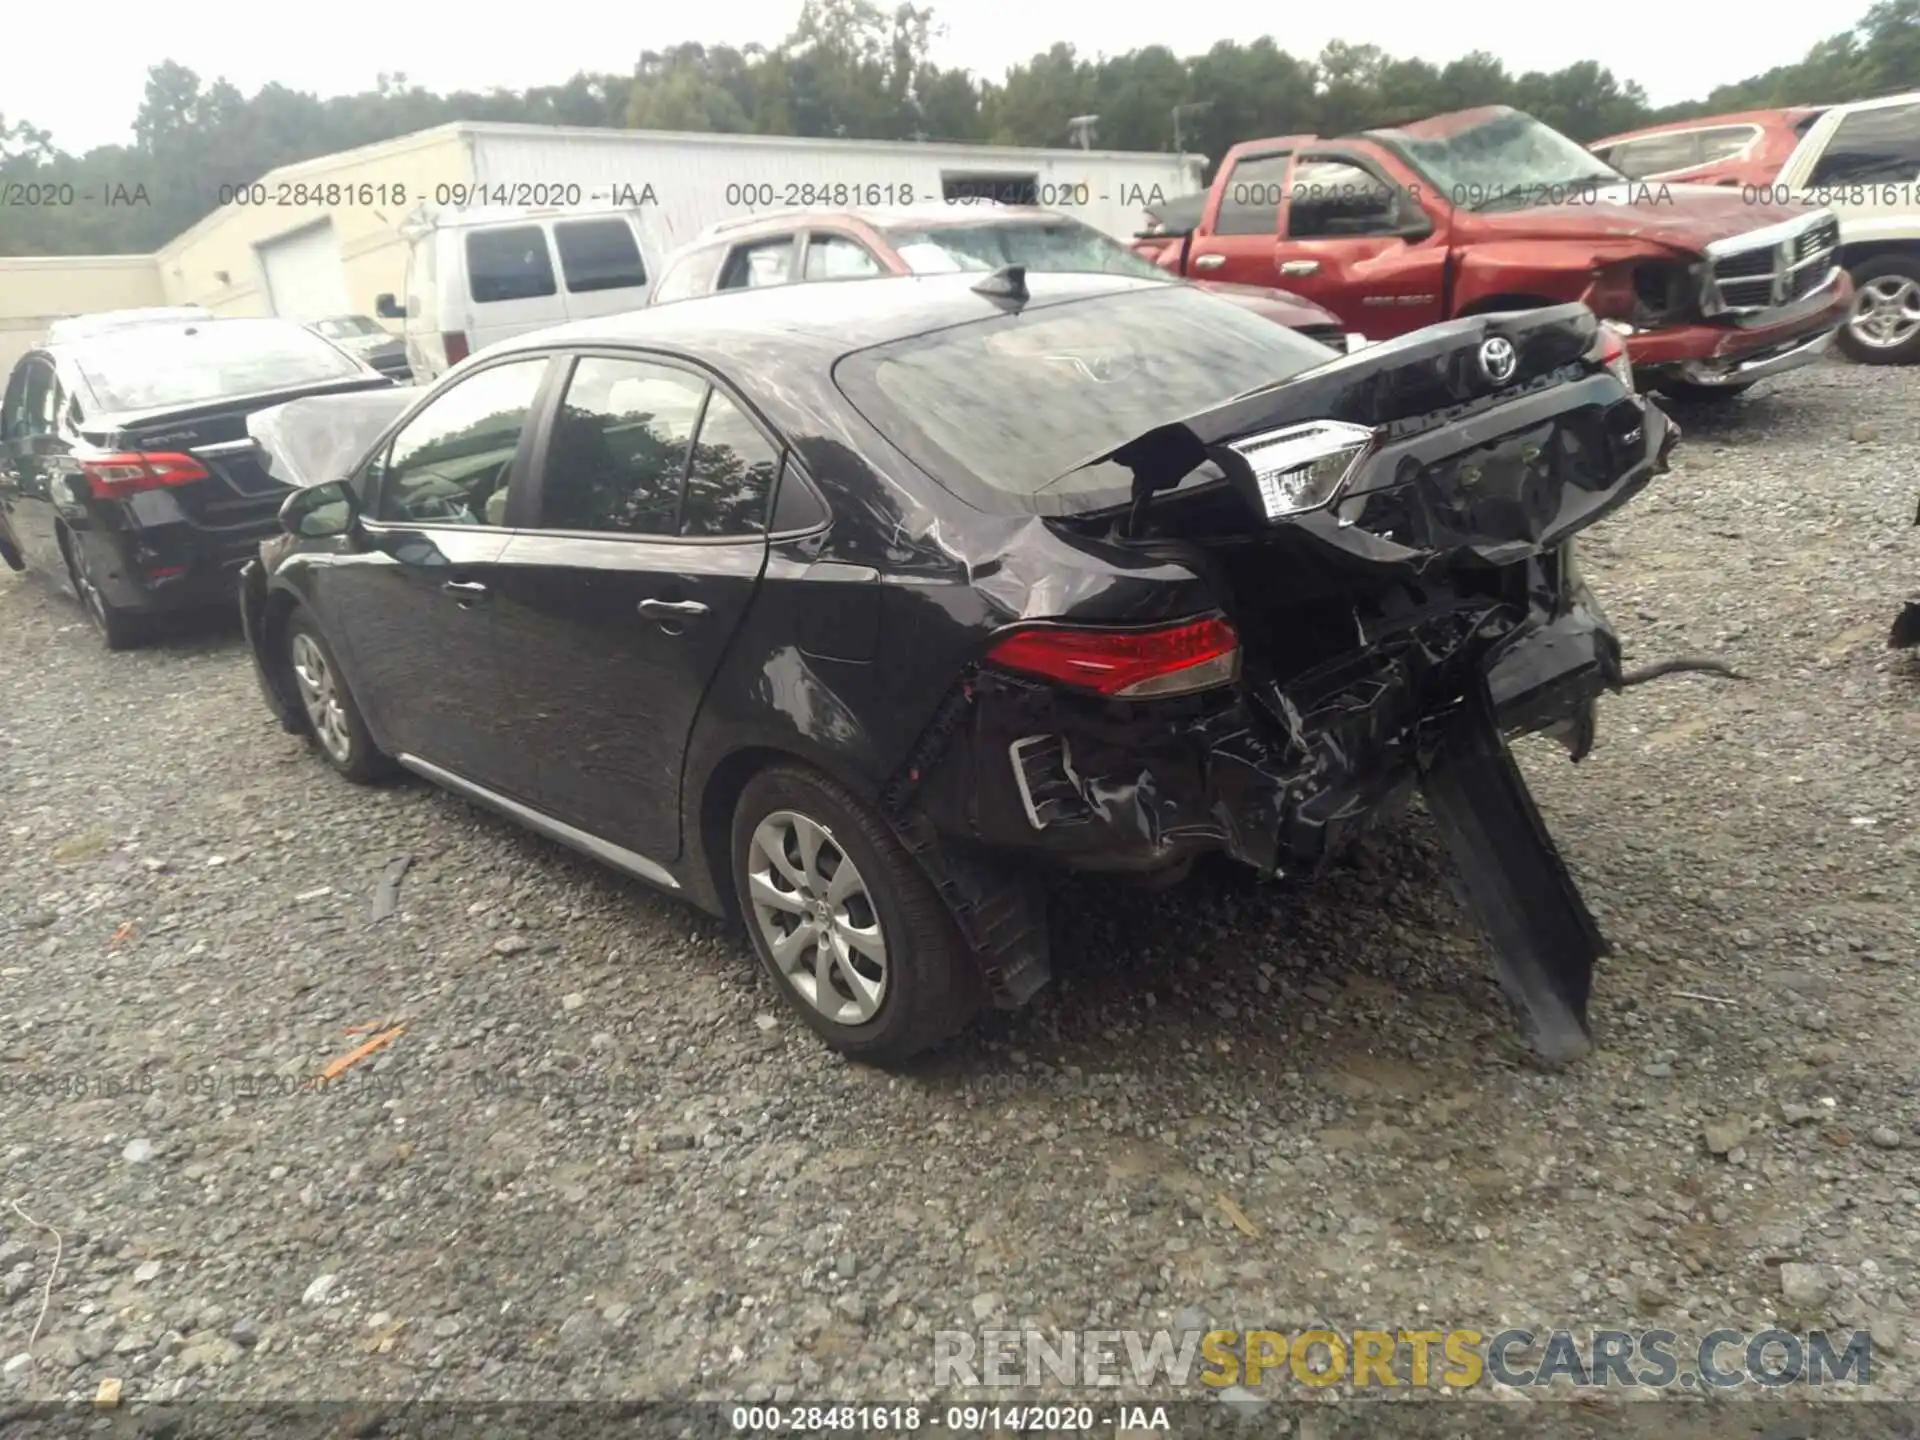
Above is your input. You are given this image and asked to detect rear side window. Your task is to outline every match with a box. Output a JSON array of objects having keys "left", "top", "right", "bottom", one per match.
[
  {"left": 718, "top": 239, "right": 795, "bottom": 290},
  {"left": 680, "top": 391, "right": 779, "bottom": 536},
  {"left": 803, "top": 235, "right": 885, "bottom": 281},
  {"left": 1611, "top": 132, "right": 1700, "bottom": 178},
  {"left": 554, "top": 218, "right": 647, "bottom": 293},
  {"left": 1215, "top": 153, "right": 1290, "bottom": 235},
  {"left": 466, "top": 226, "right": 557, "bottom": 304},
  {"left": 539, "top": 358, "right": 705, "bottom": 536},
  {"left": 1806, "top": 103, "right": 1920, "bottom": 185},
  {"left": 1695, "top": 125, "right": 1759, "bottom": 165},
  {"left": 372, "top": 358, "right": 549, "bottom": 526}
]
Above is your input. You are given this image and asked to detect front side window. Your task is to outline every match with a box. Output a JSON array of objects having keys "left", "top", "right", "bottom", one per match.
[
  {"left": 555, "top": 219, "right": 647, "bottom": 293},
  {"left": 718, "top": 239, "right": 795, "bottom": 291},
  {"left": 466, "top": 227, "right": 557, "bottom": 304},
  {"left": 651, "top": 244, "right": 727, "bottom": 304},
  {"left": 538, "top": 358, "right": 706, "bottom": 536},
  {"left": 372, "top": 358, "right": 549, "bottom": 526},
  {"left": 1287, "top": 158, "right": 1403, "bottom": 238}
]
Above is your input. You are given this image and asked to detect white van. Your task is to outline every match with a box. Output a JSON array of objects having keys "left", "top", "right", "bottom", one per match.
[{"left": 375, "top": 205, "right": 668, "bottom": 384}]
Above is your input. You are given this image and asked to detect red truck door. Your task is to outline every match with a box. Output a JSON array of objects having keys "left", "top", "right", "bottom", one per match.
[
  {"left": 1181, "top": 147, "right": 1301, "bottom": 287},
  {"left": 1273, "top": 149, "right": 1449, "bottom": 340}
]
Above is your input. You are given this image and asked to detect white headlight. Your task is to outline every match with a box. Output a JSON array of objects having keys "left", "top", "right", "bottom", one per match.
[{"left": 1227, "top": 420, "right": 1376, "bottom": 520}]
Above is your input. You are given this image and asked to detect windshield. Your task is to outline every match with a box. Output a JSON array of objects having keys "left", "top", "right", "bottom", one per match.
[
  {"left": 315, "top": 317, "right": 384, "bottom": 339},
  {"left": 885, "top": 220, "right": 1169, "bottom": 280},
  {"left": 71, "top": 320, "right": 371, "bottom": 413},
  {"left": 1394, "top": 109, "right": 1624, "bottom": 209},
  {"left": 835, "top": 284, "right": 1333, "bottom": 509}
]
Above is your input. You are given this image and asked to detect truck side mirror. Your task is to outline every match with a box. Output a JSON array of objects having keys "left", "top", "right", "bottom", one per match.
[
  {"left": 1394, "top": 213, "right": 1434, "bottom": 241},
  {"left": 375, "top": 293, "right": 406, "bottom": 320}
]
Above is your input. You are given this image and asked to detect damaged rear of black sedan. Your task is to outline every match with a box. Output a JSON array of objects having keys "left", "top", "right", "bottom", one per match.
[{"left": 241, "top": 271, "right": 1681, "bottom": 1065}]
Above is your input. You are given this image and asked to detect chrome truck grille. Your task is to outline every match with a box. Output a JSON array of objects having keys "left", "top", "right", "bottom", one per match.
[{"left": 1703, "top": 211, "right": 1841, "bottom": 318}]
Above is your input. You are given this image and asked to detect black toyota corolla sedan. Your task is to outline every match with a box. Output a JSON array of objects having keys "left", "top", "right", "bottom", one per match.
[
  {"left": 0, "top": 317, "right": 394, "bottom": 647},
  {"left": 239, "top": 270, "right": 1678, "bottom": 1064}
]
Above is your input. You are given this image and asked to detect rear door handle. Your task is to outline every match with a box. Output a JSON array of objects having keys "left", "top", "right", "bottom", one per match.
[
  {"left": 1279, "top": 259, "right": 1320, "bottom": 276},
  {"left": 639, "top": 599, "right": 709, "bottom": 621},
  {"left": 1191, "top": 254, "right": 1226, "bottom": 271},
  {"left": 443, "top": 580, "right": 489, "bottom": 603}
]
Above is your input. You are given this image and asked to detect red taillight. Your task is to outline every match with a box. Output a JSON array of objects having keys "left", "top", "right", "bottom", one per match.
[
  {"left": 1591, "top": 326, "right": 1636, "bottom": 391},
  {"left": 984, "top": 616, "right": 1240, "bottom": 699},
  {"left": 81, "top": 452, "right": 210, "bottom": 501},
  {"left": 442, "top": 330, "right": 470, "bottom": 365}
]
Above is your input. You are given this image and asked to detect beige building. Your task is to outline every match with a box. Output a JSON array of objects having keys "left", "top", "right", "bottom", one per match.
[{"left": 0, "top": 120, "right": 1204, "bottom": 373}]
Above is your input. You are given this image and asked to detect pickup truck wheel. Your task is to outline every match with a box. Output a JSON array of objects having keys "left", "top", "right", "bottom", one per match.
[
  {"left": 1837, "top": 256, "right": 1920, "bottom": 364},
  {"left": 732, "top": 763, "right": 982, "bottom": 1065},
  {"left": 1653, "top": 381, "right": 1755, "bottom": 405}
]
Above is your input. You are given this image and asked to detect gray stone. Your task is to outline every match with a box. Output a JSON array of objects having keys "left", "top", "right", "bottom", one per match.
[
  {"left": 122, "top": 1138, "right": 156, "bottom": 1164},
  {"left": 1870, "top": 1126, "right": 1903, "bottom": 1151},
  {"left": 1702, "top": 1119, "right": 1747, "bottom": 1157},
  {"left": 301, "top": 1273, "right": 339, "bottom": 1306},
  {"left": 1779, "top": 1263, "right": 1834, "bottom": 1309},
  {"left": 229, "top": 1319, "right": 260, "bottom": 1349}
]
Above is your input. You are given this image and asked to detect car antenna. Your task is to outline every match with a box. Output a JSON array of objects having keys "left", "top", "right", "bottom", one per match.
[{"left": 972, "top": 264, "right": 1028, "bottom": 306}]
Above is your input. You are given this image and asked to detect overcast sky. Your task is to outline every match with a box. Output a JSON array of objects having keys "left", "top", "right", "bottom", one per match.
[{"left": 10, "top": 0, "right": 1852, "bottom": 155}]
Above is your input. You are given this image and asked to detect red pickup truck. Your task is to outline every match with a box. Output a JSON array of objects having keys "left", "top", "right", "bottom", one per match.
[{"left": 1140, "top": 106, "right": 1854, "bottom": 402}]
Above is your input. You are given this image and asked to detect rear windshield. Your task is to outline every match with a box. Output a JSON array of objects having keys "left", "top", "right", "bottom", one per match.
[
  {"left": 835, "top": 284, "right": 1333, "bottom": 508},
  {"left": 885, "top": 220, "right": 1167, "bottom": 279},
  {"left": 69, "top": 320, "right": 369, "bottom": 414},
  {"left": 314, "top": 316, "right": 384, "bottom": 339}
]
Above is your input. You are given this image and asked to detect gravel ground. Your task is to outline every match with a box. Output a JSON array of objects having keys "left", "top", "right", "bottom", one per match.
[{"left": 0, "top": 357, "right": 1916, "bottom": 1422}]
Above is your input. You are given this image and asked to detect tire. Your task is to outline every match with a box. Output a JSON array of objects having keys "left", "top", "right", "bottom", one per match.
[
  {"left": 62, "top": 532, "right": 146, "bottom": 650},
  {"left": 731, "top": 763, "right": 982, "bottom": 1063},
  {"left": 283, "top": 611, "right": 395, "bottom": 783},
  {"left": 0, "top": 529, "right": 22, "bottom": 573},
  {"left": 1654, "top": 380, "right": 1756, "bottom": 405},
  {"left": 1836, "top": 255, "right": 1920, "bottom": 365}
]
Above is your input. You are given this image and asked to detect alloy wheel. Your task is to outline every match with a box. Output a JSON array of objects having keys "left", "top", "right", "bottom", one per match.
[
  {"left": 289, "top": 633, "right": 354, "bottom": 764},
  {"left": 746, "top": 809, "right": 889, "bottom": 1026},
  {"left": 1848, "top": 275, "right": 1920, "bottom": 351},
  {"left": 71, "top": 547, "right": 110, "bottom": 633}
]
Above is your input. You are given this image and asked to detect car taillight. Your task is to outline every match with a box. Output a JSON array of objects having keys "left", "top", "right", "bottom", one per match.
[
  {"left": 1592, "top": 323, "right": 1636, "bottom": 391},
  {"left": 983, "top": 615, "right": 1240, "bottom": 699},
  {"left": 80, "top": 452, "right": 209, "bottom": 501},
  {"left": 442, "top": 331, "right": 470, "bottom": 365}
]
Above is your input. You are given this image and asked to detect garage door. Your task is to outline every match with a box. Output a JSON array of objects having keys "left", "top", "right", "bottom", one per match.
[{"left": 257, "top": 221, "right": 350, "bottom": 320}]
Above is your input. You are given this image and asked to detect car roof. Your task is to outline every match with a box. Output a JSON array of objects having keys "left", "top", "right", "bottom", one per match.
[
  {"left": 694, "top": 203, "right": 1084, "bottom": 244},
  {"left": 45, "top": 314, "right": 316, "bottom": 357},
  {"left": 1591, "top": 108, "right": 1821, "bottom": 147},
  {"left": 485, "top": 270, "right": 1172, "bottom": 366}
]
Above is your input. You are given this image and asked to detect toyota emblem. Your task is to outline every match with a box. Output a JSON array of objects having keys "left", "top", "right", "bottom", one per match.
[{"left": 1478, "top": 336, "right": 1518, "bottom": 385}]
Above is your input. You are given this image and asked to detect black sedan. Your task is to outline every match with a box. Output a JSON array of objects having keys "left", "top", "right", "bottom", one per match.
[
  {"left": 0, "top": 317, "right": 395, "bottom": 647},
  {"left": 240, "top": 270, "right": 1678, "bottom": 1063}
]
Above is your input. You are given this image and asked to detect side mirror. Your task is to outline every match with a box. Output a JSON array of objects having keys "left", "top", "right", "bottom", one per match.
[
  {"left": 1393, "top": 213, "right": 1434, "bottom": 241},
  {"left": 279, "top": 478, "right": 359, "bottom": 539},
  {"left": 375, "top": 293, "right": 406, "bottom": 320}
]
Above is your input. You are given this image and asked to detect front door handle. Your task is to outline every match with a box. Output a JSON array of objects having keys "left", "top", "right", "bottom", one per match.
[
  {"left": 1279, "top": 259, "right": 1320, "bottom": 277},
  {"left": 639, "top": 598, "right": 709, "bottom": 621},
  {"left": 1191, "top": 254, "right": 1226, "bottom": 271},
  {"left": 442, "top": 579, "right": 489, "bottom": 605}
]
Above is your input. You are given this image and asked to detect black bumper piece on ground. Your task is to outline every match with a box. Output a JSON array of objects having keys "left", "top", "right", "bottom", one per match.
[{"left": 1419, "top": 682, "right": 1602, "bottom": 1064}]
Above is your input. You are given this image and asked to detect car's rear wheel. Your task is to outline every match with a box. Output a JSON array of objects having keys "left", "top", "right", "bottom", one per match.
[
  {"left": 731, "top": 764, "right": 981, "bottom": 1063},
  {"left": 62, "top": 532, "right": 146, "bottom": 650},
  {"left": 285, "top": 613, "right": 394, "bottom": 783},
  {"left": 1837, "top": 255, "right": 1920, "bottom": 365}
]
